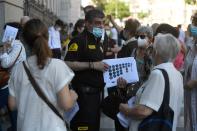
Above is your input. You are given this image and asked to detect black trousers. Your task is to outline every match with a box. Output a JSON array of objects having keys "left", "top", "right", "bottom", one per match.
[
  {"left": 71, "top": 85, "right": 101, "bottom": 131},
  {"left": 51, "top": 48, "right": 61, "bottom": 59}
]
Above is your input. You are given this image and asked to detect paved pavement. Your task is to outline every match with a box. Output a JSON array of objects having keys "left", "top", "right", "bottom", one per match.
[
  {"left": 0, "top": 112, "right": 184, "bottom": 131},
  {"left": 0, "top": 96, "right": 184, "bottom": 131}
]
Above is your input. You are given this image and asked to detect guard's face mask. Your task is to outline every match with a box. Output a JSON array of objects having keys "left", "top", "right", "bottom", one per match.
[{"left": 92, "top": 27, "right": 103, "bottom": 38}]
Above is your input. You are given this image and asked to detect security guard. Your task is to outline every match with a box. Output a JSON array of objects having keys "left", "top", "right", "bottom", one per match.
[{"left": 65, "top": 9, "right": 109, "bottom": 131}]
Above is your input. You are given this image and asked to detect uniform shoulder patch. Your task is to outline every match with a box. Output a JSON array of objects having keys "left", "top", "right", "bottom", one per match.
[
  {"left": 68, "top": 43, "right": 78, "bottom": 51},
  {"left": 88, "top": 44, "right": 96, "bottom": 49}
]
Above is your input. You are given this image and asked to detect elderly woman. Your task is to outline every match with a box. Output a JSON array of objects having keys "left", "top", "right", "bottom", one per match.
[
  {"left": 117, "top": 26, "right": 154, "bottom": 88},
  {"left": 102, "top": 26, "right": 154, "bottom": 131},
  {"left": 134, "top": 26, "right": 153, "bottom": 81},
  {"left": 117, "top": 26, "right": 154, "bottom": 90},
  {"left": 119, "top": 34, "right": 183, "bottom": 131}
]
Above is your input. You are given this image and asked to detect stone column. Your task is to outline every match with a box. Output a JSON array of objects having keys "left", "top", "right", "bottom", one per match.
[
  {"left": 48, "top": 0, "right": 52, "bottom": 12},
  {"left": 58, "top": 0, "right": 71, "bottom": 23}
]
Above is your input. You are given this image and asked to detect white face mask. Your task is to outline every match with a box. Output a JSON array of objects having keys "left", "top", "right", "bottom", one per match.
[
  {"left": 106, "top": 30, "right": 111, "bottom": 36},
  {"left": 137, "top": 37, "right": 149, "bottom": 47},
  {"left": 55, "top": 26, "right": 61, "bottom": 31}
]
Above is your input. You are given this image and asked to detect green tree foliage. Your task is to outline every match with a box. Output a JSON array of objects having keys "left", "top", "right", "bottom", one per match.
[
  {"left": 185, "top": 0, "right": 196, "bottom": 5},
  {"left": 137, "top": 11, "right": 150, "bottom": 19},
  {"left": 92, "top": 0, "right": 107, "bottom": 10},
  {"left": 92, "top": 0, "right": 130, "bottom": 19}
]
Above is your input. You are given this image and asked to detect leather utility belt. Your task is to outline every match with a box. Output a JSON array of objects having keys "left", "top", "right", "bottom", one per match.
[{"left": 78, "top": 85, "right": 101, "bottom": 94}]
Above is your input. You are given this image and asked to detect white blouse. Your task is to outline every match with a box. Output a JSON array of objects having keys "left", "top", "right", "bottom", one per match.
[
  {"left": 129, "top": 63, "right": 183, "bottom": 131},
  {"left": 48, "top": 26, "right": 61, "bottom": 49},
  {"left": 0, "top": 40, "right": 26, "bottom": 69},
  {"left": 0, "top": 40, "right": 26, "bottom": 89},
  {"left": 9, "top": 56, "right": 74, "bottom": 131}
]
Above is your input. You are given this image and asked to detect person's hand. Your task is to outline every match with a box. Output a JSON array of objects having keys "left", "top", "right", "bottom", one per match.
[
  {"left": 119, "top": 103, "right": 130, "bottom": 116},
  {"left": 111, "top": 45, "right": 121, "bottom": 53},
  {"left": 185, "top": 80, "right": 197, "bottom": 90},
  {"left": 93, "top": 61, "right": 109, "bottom": 72},
  {"left": 117, "top": 77, "right": 127, "bottom": 88},
  {"left": 4, "top": 42, "right": 11, "bottom": 49},
  {"left": 69, "top": 89, "right": 78, "bottom": 101},
  {"left": 107, "top": 15, "right": 114, "bottom": 22},
  {"left": 1, "top": 41, "right": 11, "bottom": 50}
]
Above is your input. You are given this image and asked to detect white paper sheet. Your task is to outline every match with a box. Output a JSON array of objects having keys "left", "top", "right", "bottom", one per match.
[
  {"left": 2, "top": 25, "right": 18, "bottom": 43},
  {"left": 117, "top": 96, "right": 136, "bottom": 128},
  {"left": 103, "top": 57, "right": 139, "bottom": 88},
  {"left": 64, "top": 103, "right": 79, "bottom": 123}
]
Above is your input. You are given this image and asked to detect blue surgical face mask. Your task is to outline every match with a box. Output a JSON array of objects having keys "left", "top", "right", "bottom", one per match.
[
  {"left": 190, "top": 24, "right": 197, "bottom": 37},
  {"left": 92, "top": 27, "right": 103, "bottom": 38}
]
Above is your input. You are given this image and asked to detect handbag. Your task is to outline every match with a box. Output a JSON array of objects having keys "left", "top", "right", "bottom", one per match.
[
  {"left": 0, "top": 47, "right": 22, "bottom": 88},
  {"left": 23, "top": 62, "right": 71, "bottom": 131},
  {"left": 101, "top": 82, "right": 140, "bottom": 120},
  {"left": 138, "top": 69, "right": 174, "bottom": 131},
  {"left": 0, "top": 68, "right": 10, "bottom": 87}
]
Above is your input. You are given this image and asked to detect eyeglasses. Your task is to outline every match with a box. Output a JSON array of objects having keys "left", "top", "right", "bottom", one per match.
[{"left": 135, "top": 35, "right": 146, "bottom": 39}]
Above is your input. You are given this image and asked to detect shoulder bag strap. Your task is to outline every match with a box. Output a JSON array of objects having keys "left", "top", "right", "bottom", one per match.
[
  {"left": 157, "top": 68, "right": 170, "bottom": 106},
  {"left": 8, "top": 46, "right": 22, "bottom": 69},
  {"left": 22, "top": 62, "right": 70, "bottom": 128}
]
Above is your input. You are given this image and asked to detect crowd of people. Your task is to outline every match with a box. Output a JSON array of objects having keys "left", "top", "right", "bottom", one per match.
[{"left": 0, "top": 4, "right": 197, "bottom": 131}]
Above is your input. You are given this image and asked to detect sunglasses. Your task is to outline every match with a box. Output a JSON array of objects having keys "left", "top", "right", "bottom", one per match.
[{"left": 135, "top": 35, "right": 146, "bottom": 39}]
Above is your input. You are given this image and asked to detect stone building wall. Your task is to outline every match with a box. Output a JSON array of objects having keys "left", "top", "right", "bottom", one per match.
[{"left": 0, "top": 0, "right": 82, "bottom": 39}]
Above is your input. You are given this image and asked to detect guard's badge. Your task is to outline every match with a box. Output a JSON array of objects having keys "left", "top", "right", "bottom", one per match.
[
  {"left": 88, "top": 45, "right": 96, "bottom": 49},
  {"left": 68, "top": 43, "right": 78, "bottom": 51},
  {"left": 78, "top": 126, "right": 88, "bottom": 130}
]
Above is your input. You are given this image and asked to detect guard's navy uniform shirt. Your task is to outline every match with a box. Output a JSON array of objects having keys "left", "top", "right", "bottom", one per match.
[{"left": 65, "top": 29, "right": 105, "bottom": 88}]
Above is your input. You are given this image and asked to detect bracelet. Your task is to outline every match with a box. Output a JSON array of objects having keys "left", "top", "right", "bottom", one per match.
[
  {"left": 88, "top": 62, "right": 91, "bottom": 69},
  {"left": 92, "top": 62, "right": 94, "bottom": 70},
  {"left": 90, "top": 62, "right": 94, "bottom": 70}
]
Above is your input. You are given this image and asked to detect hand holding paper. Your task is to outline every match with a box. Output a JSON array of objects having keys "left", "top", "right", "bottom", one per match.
[
  {"left": 64, "top": 103, "right": 79, "bottom": 123},
  {"left": 117, "top": 96, "right": 136, "bottom": 128},
  {"left": 2, "top": 25, "right": 18, "bottom": 43},
  {"left": 103, "top": 57, "right": 139, "bottom": 88}
]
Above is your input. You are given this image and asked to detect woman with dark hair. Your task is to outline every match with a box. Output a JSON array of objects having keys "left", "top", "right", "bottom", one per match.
[
  {"left": 71, "top": 19, "right": 85, "bottom": 38},
  {"left": 8, "top": 19, "right": 78, "bottom": 131}
]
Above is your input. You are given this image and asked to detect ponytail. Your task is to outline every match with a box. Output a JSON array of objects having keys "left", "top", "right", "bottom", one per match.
[
  {"left": 33, "top": 36, "right": 52, "bottom": 69},
  {"left": 23, "top": 19, "right": 52, "bottom": 69}
]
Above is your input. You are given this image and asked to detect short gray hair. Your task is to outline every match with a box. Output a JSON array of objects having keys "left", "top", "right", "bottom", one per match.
[
  {"left": 154, "top": 33, "right": 180, "bottom": 62},
  {"left": 137, "top": 26, "right": 153, "bottom": 38}
]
